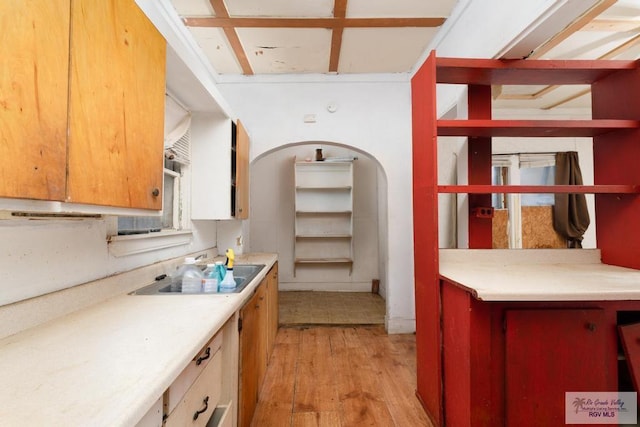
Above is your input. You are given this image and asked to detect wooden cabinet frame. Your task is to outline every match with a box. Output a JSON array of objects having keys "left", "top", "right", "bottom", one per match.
[
  {"left": 411, "top": 51, "right": 640, "bottom": 425},
  {"left": 1, "top": 0, "right": 166, "bottom": 210}
]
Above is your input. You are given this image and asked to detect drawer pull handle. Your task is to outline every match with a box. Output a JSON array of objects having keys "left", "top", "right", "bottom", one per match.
[
  {"left": 196, "top": 347, "right": 211, "bottom": 365},
  {"left": 193, "top": 396, "right": 209, "bottom": 421}
]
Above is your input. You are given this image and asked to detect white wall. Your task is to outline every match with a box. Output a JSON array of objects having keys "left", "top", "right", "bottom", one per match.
[
  {"left": 217, "top": 79, "right": 416, "bottom": 333},
  {"left": 0, "top": 216, "right": 219, "bottom": 306},
  {"left": 248, "top": 144, "right": 380, "bottom": 294}
]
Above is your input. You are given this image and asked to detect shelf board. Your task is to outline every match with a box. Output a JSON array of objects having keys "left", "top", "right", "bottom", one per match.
[
  {"left": 296, "top": 186, "right": 352, "bottom": 190},
  {"left": 437, "top": 119, "right": 639, "bottom": 138},
  {"left": 438, "top": 185, "right": 640, "bottom": 194},
  {"left": 435, "top": 57, "right": 638, "bottom": 85},
  {"left": 294, "top": 258, "right": 353, "bottom": 264},
  {"left": 295, "top": 234, "right": 352, "bottom": 239},
  {"left": 295, "top": 210, "right": 352, "bottom": 215}
]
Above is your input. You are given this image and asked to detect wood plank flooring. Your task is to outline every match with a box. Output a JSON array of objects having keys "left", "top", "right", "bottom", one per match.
[{"left": 251, "top": 325, "right": 434, "bottom": 427}]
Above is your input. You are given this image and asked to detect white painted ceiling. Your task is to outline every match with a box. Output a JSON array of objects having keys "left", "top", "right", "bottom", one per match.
[
  {"left": 495, "top": 0, "right": 640, "bottom": 110},
  {"left": 168, "top": 0, "right": 640, "bottom": 111},
  {"left": 170, "top": 0, "right": 457, "bottom": 75}
]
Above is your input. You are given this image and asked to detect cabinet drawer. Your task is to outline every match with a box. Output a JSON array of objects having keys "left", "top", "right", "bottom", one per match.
[
  {"left": 165, "top": 348, "right": 223, "bottom": 427},
  {"left": 207, "top": 403, "right": 232, "bottom": 427},
  {"left": 166, "top": 331, "right": 223, "bottom": 414}
]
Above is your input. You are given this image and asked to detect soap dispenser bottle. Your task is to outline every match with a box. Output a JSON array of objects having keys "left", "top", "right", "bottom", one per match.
[{"left": 219, "top": 249, "right": 236, "bottom": 293}]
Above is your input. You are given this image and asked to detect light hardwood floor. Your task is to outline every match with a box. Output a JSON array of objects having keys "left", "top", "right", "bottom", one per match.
[{"left": 251, "top": 325, "right": 434, "bottom": 427}]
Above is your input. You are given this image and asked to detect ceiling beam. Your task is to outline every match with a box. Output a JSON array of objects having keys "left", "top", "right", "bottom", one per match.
[
  {"left": 183, "top": 16, "right": 446, "bottom": 29},
  {"left": 584, "top": 18, "right": 640, "bottom": 32},
  {"left": 528, "top": 0, "right": 617, "bottom": 59},
  {"left": 495, "top": 0, "right": 638, "bottom": 105},
  {"left": 329, "top": 0, "right": 348, "bottom": 72},
  {"left": 542, "top": 32, "right": 640, "bottom": 109},
  {"left": 208, "top": 0, "right": 253, "bottom": 75}
]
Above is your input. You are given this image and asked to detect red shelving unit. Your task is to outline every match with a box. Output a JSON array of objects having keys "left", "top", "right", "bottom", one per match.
[{"left": 411, "top": 51, "right": 640, "bottom": 426}]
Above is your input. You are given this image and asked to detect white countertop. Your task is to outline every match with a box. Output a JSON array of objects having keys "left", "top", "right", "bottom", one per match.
[
  {"left": 439, "top": 249, "right": 640, "bottom": 301},
  {"left": 0, "top": 253, "right": 277, "bottom": 427}
]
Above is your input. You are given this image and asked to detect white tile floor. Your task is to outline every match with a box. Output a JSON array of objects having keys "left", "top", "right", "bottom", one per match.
[{"left": 279, "top": 291, "right": 385, "bottom": 325}]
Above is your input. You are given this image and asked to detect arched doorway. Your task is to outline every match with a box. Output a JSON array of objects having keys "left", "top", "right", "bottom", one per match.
[{"left": 246, "top": 141, "right": 389, "bottom": 324}]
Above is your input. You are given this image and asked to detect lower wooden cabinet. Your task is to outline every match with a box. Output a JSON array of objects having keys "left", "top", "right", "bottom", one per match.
[
  {"left": 440, "top": 281, "right": 625, "bottom": 426},
  {"left": 165, "top": 332, "right": 224, "bottom": 416},
  {"left": 165, "top": 349, "right": 223, "bottom": 427},
  {"left": 504, "top": 309, "right": 609, "bottom": 426},
  {"left": 238, "top": 263, "right": 279, "bottom": 427},
  {"left": 160, "top": 319, "right": 236, "bottom": 427}
]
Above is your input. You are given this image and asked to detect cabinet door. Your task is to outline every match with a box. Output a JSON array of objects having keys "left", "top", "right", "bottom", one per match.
[
  {"left": 505, "top": 309, "right": 612, "bottom": 426},
  {"left": 67, "top": 0, "right": 165, "bottom": 209},
  {"left": 266, "top": 263, "right": 279, "bottom": 357},
  {"left": 234, "top": 120, "right": 250, "bottom": 219},
  {"left": 238, "top": 284, "right": 266, "bottom": 427},
  {"left": 192, "top": 116, "right": 249, "bottom": 220},
  {"left": 0, "top": 0, "right": 69, "bottom": 201}
]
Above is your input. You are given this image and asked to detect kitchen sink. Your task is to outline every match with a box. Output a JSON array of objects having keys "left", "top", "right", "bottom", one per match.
[{"left": 131, "top": 264, "right": 266, "bottom": 295}]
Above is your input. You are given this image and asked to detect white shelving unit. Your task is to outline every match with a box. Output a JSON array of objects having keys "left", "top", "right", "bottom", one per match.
[{"left": 294, "top": 160, "right": 354, "bottom": 276}]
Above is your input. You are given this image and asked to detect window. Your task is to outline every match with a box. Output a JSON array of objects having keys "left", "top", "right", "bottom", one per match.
[
  {"left": 107, "top": 93, "right": 193, "bottom": 256},
  {"left": 492, "top": 153, "right": 558, "bottom": 248},
  {"left": 116, "top": 159, "right": 182, "bottom": 235}
]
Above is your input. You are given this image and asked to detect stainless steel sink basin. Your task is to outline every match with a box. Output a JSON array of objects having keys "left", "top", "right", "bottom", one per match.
[{"left": 131, "top": 264, "right": 265, "bottom": 295}]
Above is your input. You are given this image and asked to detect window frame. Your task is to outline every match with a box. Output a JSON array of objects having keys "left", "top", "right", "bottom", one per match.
[{"left": 492, "top": 153, "right": 556, "bottom": 249}]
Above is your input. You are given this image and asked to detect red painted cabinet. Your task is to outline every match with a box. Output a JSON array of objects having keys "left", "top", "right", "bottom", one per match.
[
  {"left": 441, "top": 280, "right": 632, "bottom": 427},
  {"left": 504, "top": 309, "right": 611, "bottom": 426},
  {"left": 411, "top": 52, "right": 640, "bottom": 425}
]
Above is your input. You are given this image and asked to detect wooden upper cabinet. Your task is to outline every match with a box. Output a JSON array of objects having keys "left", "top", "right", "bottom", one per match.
[
  {"left": 0, "top": 0, "right": 69, "bottom": 201},
  {"left": 235, "top": 120, "right": 250, "bottom": 219},
  {"left": 67, "top": 0, "right": 166, "bottom": 209},
  {"left": 0, "top": 0, "right": 165, "bottom": 210}
]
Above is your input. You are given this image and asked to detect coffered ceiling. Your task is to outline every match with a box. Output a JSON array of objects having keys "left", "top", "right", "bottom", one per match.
[
  {"left": 167, "top": 0, "right": 640, "bottom": 111},
  {"left": 169, "top": 0, "right": 457, "bottom": 75}
]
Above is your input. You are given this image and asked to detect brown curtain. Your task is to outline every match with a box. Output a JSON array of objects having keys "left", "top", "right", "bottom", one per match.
[{"left": 553, "top": 152, "right": 590, "bottom": 248}]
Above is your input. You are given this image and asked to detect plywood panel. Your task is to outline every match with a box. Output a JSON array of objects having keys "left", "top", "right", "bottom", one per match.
[
  {"left": 67, "top": 0, "right": 165, "bottom": 209},
  {"left": 0, "top": 0, "right": 69, "bottom": 201},
  {"left": 492, "top": 209, "right": 509, "bottom": 249},
  {"left": 492, "top": 207, "right": 566, "bottom": 249},
  {"left": 522, "top": 206, "right": 566, "bottom": 249}
]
